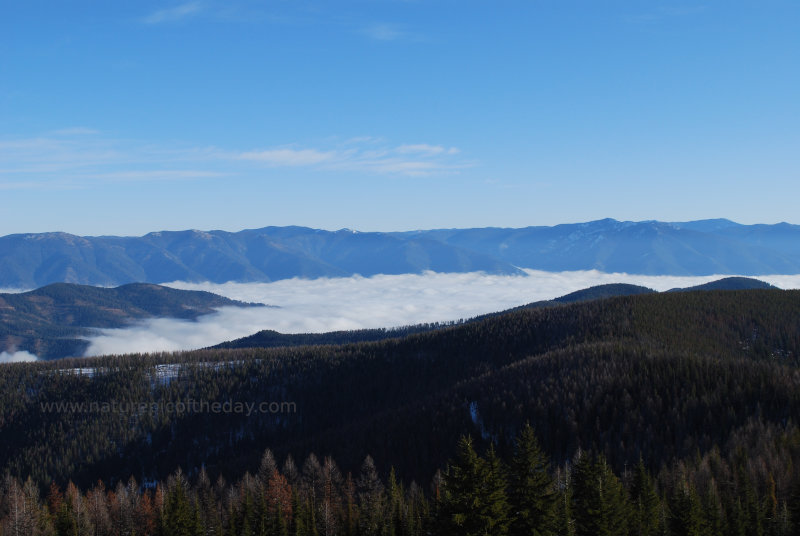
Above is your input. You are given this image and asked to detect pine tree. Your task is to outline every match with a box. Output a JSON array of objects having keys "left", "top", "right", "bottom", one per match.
[
  {"left": 668, "top": 478, "right": 706, "bottom": 536},
  {"left": 741, "top": 471, "right": 765, "bottom": 536},
  {"left": 319, "top": 456, "right": 341, "bottom": 536},
  {"left": 571, "top": 452, "right": 629, "bottom": 536},
  {"left": 553, "top": 465, "right": 574, "bottom": 536},
  {"left": 386, "top": 468, "right": 404, "bottom": 536},
  {"left": 406, "top": 482, "right": 429, "bottom": 536},
  {"left": 629, "top": 458, "right": 660, "bottom": 536},
  {"left": 483, "top": 444, "right": 512, "bottom": 536},
  {"left": 438, "top": 436, "right": 510, "bottom": 536},
  {"left": 48, "top": 482, "right": 78, "bottom": 536},
  {"left": 191, "top": 499, "right": 205, "bottom": 536},
  {"left": 341, "top": 473, "right": 357, "bottom": 536},
  {"left": 163, "top": 469, "right": 193, "bottom": 536},
  {"left": 508, "top": 423, "right": 557, "bottom": 536},
  {"left": 357, "top": 456, "right": 385, "bottom": 536},
  {"left": 87, "top": 479, "right": 112, "bottom": 536},
  {"left": 701, "top": 479, "right": 724, "bottom": 536},
  {"left": 65, "top": 482, "right": 92, "bottom": 535}
]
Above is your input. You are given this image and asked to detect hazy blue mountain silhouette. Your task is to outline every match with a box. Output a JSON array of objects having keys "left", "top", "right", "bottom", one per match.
[{"left": 1, "top": 219, "right": 799, "bottom": 287}]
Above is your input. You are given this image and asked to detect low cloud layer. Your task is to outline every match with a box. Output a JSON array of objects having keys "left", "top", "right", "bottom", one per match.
[
  {"left": 83, "top": 270, "right": 800, "bottom": 357},
  {"left": 0, "top": 350, "right": 38, "bottom": 363}
]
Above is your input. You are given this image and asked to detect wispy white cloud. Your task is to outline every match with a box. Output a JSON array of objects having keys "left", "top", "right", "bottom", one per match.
[
  {"left": 143, "top": 2, "right": 204, "bottom": 24},
  {"left": 238, "top": 148, "right": 338, "bottom": 167},
  {"left": 0, "top": 132, "right": 226, "bottom": 190},
  {"left": 234, "top": 140, "right": 469, "bottom": 177},
  {"left": 396, "top": 144, "right": 460, "bottom": 156},
  {"left": 0, "top": 131, "right": 468, "bottom": 190},
  {"left": 82, "top": 271, "right": 800, "bottom": 356}
]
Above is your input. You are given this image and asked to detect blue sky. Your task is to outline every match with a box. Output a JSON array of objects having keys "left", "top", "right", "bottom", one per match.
[{"left": 1, "top": 1, "right": 798, "bottom": 236}]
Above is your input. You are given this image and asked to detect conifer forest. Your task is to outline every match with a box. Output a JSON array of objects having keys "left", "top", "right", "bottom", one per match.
[{"left": 2, "top": 289, "right": 800, "bottom": 535}]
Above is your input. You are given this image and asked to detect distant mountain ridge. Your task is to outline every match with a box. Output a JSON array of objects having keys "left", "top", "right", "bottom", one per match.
[
  {"left": 0, "top": 283, "right": 261, "bottom": 359},
  {"left": 397, "top": 218, "right": 800, "bottom": 275},
  {"left": 1, "top": 219, "right": 800, "bottom": 287}
]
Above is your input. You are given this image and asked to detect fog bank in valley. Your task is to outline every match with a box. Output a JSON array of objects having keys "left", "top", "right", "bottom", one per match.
[
  {"left": 81, "top": 270, "right": 800, "bottom": 357},
  {"left": 0, "top": 350, "right": 38, "bottom": 363}
]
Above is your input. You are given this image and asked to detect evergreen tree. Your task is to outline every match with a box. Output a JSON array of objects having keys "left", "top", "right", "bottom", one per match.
[
  {"left": 356, "top": 456, "right": 385, "bottom": 536},
  {"left": 483, "top": 444, "right": 512, "bottom": 536},
  {"left": 386, "top": 468, "right": 404, "bottom": 536},
  {"left": 438, "top": 436, "right": 510, "bottom": 536},
  {"left": 668, "top": 478, "right": 706, "bottom": 536},
  {"left": 701, "top": 480, "right": 725, "bottom": 536},
  {"left": 48, "top": 482, "right": 78, "bottom": 536},
  {"left": 406, "top": 482, "right": 429, "bottom": 536},
  {"left": 741, "top": 471, "right": 765, "bottom": 536},
  {"left": 629, "top": 458, "right": 660, "bottom": 536},
  {"left": 508, "top": 423, "right": 557, "bottom": 536},
  {"left": 163, "top": 470, "right": 193, "bottom": 536},
  {"left": 341, "top": 473, "right": 357, "bottom": 536},
  {"left": 553, "top": 465, "right": 574, "bottom": 536},
  {"left": 571, "top": 452, "right": 629, "bottom": 536}
]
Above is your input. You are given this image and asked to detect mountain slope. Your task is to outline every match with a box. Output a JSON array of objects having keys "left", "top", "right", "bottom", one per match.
[
  {"left": 3, "top": 220, "right": 800, "bottom": 287},
  {"left": 212, "top": 282, "right": 657, "bottom": 350},
  {"left": 0, "top": 283, "right": 260, "bottom": 359},
  {"left": 2, "top": 288, "right": 798, "bottom": 488},
  {"left": 216, "top": 279, "right": 781, "bottom": 351}
]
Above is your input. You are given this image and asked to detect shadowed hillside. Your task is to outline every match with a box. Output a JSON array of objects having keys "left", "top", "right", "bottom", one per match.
[
  {"left": 0, "top": 283, "right": 262, "bottom": 359},
  {"left": 1, "top": 288, "right": 798, "bottom": 491}
]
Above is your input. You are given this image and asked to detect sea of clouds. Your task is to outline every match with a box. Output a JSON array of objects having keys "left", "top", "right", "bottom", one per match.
[{"left": 80, "top": 270, "right": 800, "bottom": 357}]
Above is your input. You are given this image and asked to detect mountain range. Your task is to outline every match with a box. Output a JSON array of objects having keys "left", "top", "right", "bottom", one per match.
[{"left": 2, "top": 219, "right": 800, "bottom": 287}]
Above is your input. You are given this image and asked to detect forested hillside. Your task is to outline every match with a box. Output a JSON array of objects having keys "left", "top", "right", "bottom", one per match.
[
  {"left": 212, "top": 282, "right": 657, "bottom": 350},
  {"left": 0, "top": 283, "right": 261, "bottom": 359},
  {"left": 1, "top": 289, "right": 798, "bottom": 490},
  {"left": 2, "top": 289, "right": 800, "bottom": 533}
]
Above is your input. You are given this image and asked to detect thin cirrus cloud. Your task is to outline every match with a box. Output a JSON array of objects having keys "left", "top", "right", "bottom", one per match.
[
  {"left": 0, "top": 133, "right": 226, "bottom": 189},
  {"left": 0, "top": 131, "right": 468, "bottom": 190},
  {"left": 396, "top": 144, "right": 460, "bottom": 156},
  {"left": 236, "top": 141, "right": 468, "bottom": 176},
  {"left": 143, "top": 2, "right": 204, "bottom": 24},
  {"left": 237, "top": 148, "right": 338, "bottom": 167}
]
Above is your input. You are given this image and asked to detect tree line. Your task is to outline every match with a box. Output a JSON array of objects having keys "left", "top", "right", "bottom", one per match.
[{"left": 3, "top": 423, "right": 800, "bottom": 536}]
